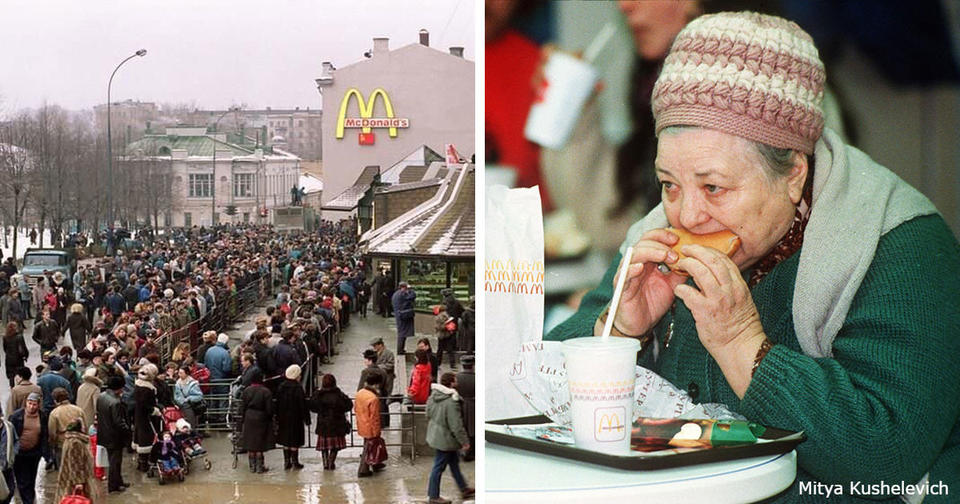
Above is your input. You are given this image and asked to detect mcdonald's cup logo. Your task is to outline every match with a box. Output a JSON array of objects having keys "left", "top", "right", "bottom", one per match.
[
  {"left": 336, "top": 88, "right": 410, "bottom": 145},
  {"left": 594, "top": 406, "right": 626, "bottom": 442}
]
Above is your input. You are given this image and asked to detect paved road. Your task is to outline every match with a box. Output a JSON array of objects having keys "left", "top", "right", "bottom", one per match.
[{"left": 15, "top": 302, "right": 474, "bottom": 504}]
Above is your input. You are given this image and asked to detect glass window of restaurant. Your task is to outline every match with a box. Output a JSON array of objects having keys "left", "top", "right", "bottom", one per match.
[{"left": 398, "top": 258, "right": 474, "bottom": 311}]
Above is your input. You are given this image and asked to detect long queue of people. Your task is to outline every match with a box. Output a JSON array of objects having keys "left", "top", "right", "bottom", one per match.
[{"left": 0, "top": 222, "right": 363, "bottom": 503}]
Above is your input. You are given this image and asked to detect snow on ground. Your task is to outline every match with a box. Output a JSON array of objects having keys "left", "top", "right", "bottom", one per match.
[{"left": 0, "top": 228, "right": 54, "bottom": 260}]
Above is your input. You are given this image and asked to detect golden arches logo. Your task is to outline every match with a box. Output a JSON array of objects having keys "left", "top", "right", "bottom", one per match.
[
  {"left": 595, "top": 407, "right": 627, "bottom": 441},
  {"left": 597, "top": 413, "right": 624, "bottom": 434},
  {"left": 335, "top": 88, "right": 409, "bottom": 139}
]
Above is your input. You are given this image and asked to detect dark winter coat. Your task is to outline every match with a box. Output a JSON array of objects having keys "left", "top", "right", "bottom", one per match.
[
  {"left": 96, "top": 390, "right": 130, "bottom": 450},
  {"left": 274, "top": 379, "right": 309, "bottom": 448},
  {"left": 455, "top": 369, "right": 475, "bottom": 437},
  {"left": 391, "top": 289, "right": 416, "bottom": 339},
  {"left": 271, "top": 340, "right": 301, "bottom": 377},
  {"left": 32, "top": 319, "right": 60, "bottom": 349},
  {"left": 133, "top": 383, "right": 158, "bottom": 451},
  {"left": 357, "top": 364, "right": 387, "bottom": 397},
  {"left": 64, "top": 312, "right": 92, "bottom": 350},
  {"left": 239, "top": 383, "right": 275, "bottom": 452},
  {"left": 3, "top": 333, "right": 29, "bottom": 370},
  {"left": 309, "top": 386, "right": 352, "bottom": 437}
]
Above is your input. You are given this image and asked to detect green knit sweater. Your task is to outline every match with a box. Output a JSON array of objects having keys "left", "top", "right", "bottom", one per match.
[{"left": 546, "top": 215, "right": 960, "bottom": 503}]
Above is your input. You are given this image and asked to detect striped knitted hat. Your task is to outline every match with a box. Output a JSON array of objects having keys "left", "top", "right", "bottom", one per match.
[{"left": 652, "top": 12, "right": 825, "bottom": 154}]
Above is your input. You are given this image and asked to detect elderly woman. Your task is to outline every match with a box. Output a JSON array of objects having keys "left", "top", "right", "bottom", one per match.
[
  {"left": 547, "top": 11, "right": 960, "bottom": 501},
  {"left": 173, "top": 365, "right": 204, "bottom": 433}
]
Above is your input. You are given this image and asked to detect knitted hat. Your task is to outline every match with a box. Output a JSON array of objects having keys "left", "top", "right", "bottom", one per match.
[
  {"left": 285, "top": 364, "right": 301, "bottom": 381},
  {"left": 652, "top": 11, "right": 825, "bottom": 154},
  {"left": 217, "top": 333, "right": 230, "bottom": 344}
]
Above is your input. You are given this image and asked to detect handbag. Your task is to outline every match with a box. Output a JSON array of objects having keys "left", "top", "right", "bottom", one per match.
[
  {"left": 363, "top": 436, "right": 388, "bottom": 466},
  {"left": 59, "top": 485, "right": 91, "bottom": 504}
]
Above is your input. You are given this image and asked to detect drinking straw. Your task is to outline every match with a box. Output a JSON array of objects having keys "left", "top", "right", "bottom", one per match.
[
  {"left": 583, "top": 23, "right": 617, "bottom": 64},
  {"left": 601, "top": 245, "right": 634, "bottom": 340}
]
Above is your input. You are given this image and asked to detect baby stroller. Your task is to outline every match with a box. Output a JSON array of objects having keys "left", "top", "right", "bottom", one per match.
[
  {"left": 162, "top": 406, "right": 212, "bottom": 473},
  {"left": 147, "top": 427, "right": 185, "bottom": 485}
]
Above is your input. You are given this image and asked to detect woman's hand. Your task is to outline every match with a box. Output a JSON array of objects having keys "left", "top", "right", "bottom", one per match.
[
  {"left": 672, "top": 244, "right": 767, "bottom": 397},
  {"left": 605, "top": 229, "right": 688, "bottom": 336}
]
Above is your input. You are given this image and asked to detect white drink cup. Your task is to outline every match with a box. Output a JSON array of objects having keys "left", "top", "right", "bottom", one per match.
[
  {"left": 561, "top": 336, "right": 641, "bottom": 454},
  {"left": 523, "top": 51, "right": 598, "bottom": 150}
]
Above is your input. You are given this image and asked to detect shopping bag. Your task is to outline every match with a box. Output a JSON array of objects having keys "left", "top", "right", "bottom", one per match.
[
  {"left": 59, "top": 485, "right": 91, "bottom": 504},
  {"left": 95, "top": 444, "right": 109, "bottom": 469},
  {"left": 363, "top": 436, "right": 388, "bottom": 465},
  {"left": 485, "top": 186, "right": 544, "bottom": 420}
]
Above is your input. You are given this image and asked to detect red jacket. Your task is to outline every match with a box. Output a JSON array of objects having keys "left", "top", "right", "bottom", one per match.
[{"left": 407, "top": 363, "right": 431, "bottom": 404}]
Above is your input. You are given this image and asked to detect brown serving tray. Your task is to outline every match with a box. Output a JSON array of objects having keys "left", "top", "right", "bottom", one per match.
[{"left": 486, "top": 415, "right": 806, "bottom": 471}]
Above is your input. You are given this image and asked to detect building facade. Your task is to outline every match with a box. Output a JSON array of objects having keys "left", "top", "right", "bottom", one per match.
[
  {"left": 185, "top": 108, "right": 323, "bottom": 161},
  {"left": 316, "top": 31, "right": 473, "bottom": 219},
  {"left": 123, "top": 127, "right": 300, "bottom": 228}
]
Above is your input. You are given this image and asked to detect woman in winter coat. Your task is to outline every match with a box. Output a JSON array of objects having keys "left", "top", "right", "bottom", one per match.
[
  {"left": 173, "top": 366, "right": 204, "bottom": 431},
  {"left": 64, "top": 303, "right": 92, "bottom": 351},
  {"left": 3, "top": 321, "right": 28, "bottom": 387},
  {"left": 239, "top": 367, "right": 275, "bottom": 473},
  {"left": 274, "top": 364, "right": 309, "bottom": 470},
  {"left": 310, "top": 373, "right": 352, "bottom": 470},
  {"left": 53, "top": 419, "right": 103, "bottom": 504},
  {"left": 406, "top": 349, "right": 432, "bottom": 405},
  {"left": 133, "top": 363, "right": 159, "bottom": 472},
  {"left": 75, "top": 368, "right": 101, "bottom": 430}
]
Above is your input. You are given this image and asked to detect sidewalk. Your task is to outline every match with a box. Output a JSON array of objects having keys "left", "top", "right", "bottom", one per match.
[{"left": 26, "top": 302, "right": 474, "bottom": 504}]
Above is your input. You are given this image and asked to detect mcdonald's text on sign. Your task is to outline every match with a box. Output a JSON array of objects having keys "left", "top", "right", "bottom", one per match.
[{"left": 335, "top": 87, "right": 410, "bottom": 145}]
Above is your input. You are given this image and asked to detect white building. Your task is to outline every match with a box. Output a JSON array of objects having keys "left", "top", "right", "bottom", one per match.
[
  {"left": 316, "top": 30, "right": 474, "bottom": 222},
  {"left": 123, "top": 127, "right": 300, "bottom": 227}
]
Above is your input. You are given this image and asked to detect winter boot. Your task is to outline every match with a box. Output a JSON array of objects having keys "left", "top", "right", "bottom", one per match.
[
  {"left": 257, "top": 453, "right": 270, "bottom": 473},
  {"left": 291, "top": 450, "right": 304, "bottom": 470},
  {"left": 329, "top": 449, "right": 338, "bottom": 470},
  {"left": 283, "top": 450, "right": 292, "bottom": 470},
  {"left": 320, "top": 450, "right": 329, "bottom": 470},
  {"left": 248, "top": 453, "right": 257, "bottom": 473}
]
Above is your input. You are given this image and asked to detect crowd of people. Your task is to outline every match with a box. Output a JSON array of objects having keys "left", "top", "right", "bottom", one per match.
[{"left": 0, "top": 219, "right": 475, "bottom": 503}]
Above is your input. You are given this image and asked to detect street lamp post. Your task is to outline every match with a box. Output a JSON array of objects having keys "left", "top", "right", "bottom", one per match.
[
  {"left": 210, "top": 108, "right": 236, "bottom": 227},
  {"left": 106, "top": 49, "right": 146, "bottom": 252}
]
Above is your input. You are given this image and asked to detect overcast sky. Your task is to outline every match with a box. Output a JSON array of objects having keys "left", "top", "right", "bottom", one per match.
[{"left": 0, "top": 0, "right": 475, "bottom": 114}]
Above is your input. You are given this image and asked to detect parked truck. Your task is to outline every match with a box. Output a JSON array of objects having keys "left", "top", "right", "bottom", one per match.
[{"left": 20, "top": 248, "right": 77, "bottom": 286}]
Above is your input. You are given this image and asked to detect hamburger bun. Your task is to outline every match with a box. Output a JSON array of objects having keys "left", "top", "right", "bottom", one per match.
[{"left": 663, "top": 228, "right": 741, "bottom": 276}]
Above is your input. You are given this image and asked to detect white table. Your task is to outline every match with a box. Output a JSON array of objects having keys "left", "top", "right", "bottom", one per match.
[{"left": 485, "top": 442, "right": 797, "bottom": 503}]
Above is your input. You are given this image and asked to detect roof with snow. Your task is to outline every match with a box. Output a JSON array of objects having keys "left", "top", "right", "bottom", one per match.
[
  {"left": 321, "top": 165, "right": 380, "bottom": 211},
  {"left": 359, "top": 163, "right": 474, "bottom": 259},
  {"left": 299, "top": 173, "right": 324, "bottom": 194}
]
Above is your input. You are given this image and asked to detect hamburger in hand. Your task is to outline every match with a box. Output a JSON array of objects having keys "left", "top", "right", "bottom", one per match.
[{"left": 659, "top": 228, "right": 741, "bottom": 276}]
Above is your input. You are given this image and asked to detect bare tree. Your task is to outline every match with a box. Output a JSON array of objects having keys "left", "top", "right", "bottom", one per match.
[{"left": 0, "top": 114, "right": 34, "bottom": 261}]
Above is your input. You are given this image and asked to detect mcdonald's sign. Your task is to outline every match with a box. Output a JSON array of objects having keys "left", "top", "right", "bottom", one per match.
[
  {"left": 595, "top": 406, "right": 626, "bottom": 442},
  {"left": 335, "top": 88, "right": 410, "bottom": 145}
]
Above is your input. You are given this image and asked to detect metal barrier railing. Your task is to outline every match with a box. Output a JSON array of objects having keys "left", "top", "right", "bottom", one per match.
[{"left": 344, "top": 395, "right": 419, "bottom": 464}]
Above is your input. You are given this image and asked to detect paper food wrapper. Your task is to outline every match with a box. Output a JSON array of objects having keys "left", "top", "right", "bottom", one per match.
[
  {"left": 485, "top": 186, "right": 545, "bottom": 420},
  {"left": 510, "top": 341, "right": 743, "bottom": 425}
]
